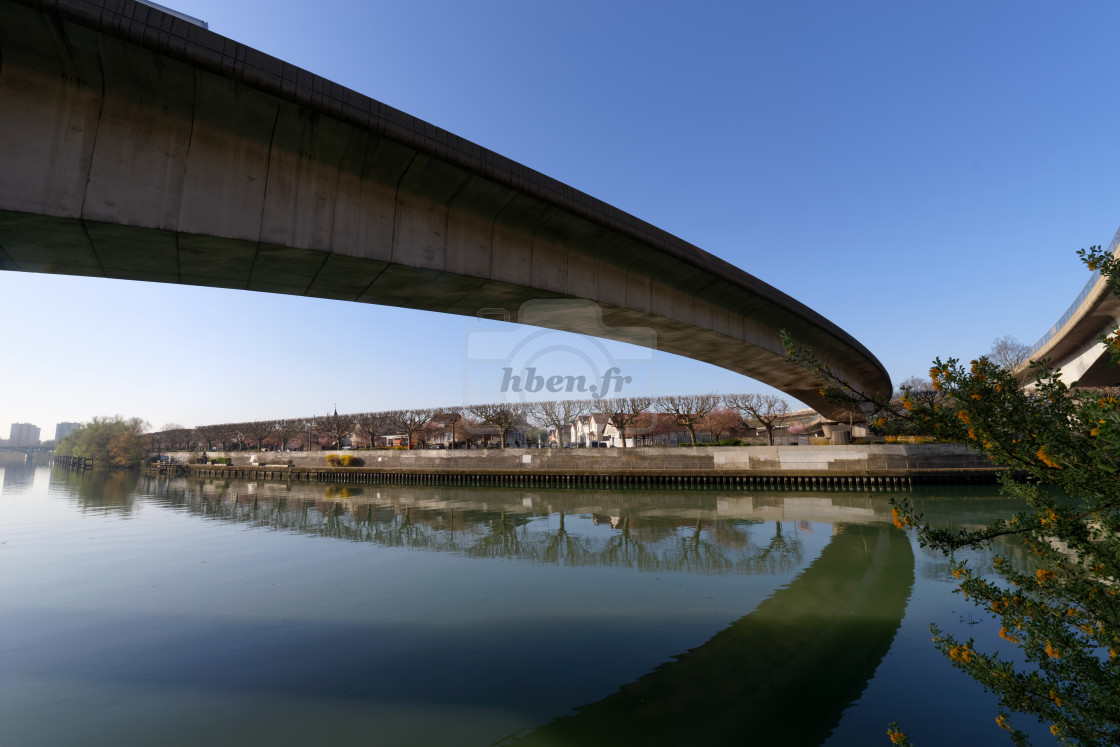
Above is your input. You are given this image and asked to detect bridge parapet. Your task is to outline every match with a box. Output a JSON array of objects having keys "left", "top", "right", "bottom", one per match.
[{"left": 1018, "top": 224, "right": 1120, "bottom": 387}]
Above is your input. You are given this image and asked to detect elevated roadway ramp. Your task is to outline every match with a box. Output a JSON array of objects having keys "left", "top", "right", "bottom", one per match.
[
  {"left": 1019, "top": 225, "right": 1120, "bottom": 387},
  {"left": 0, "top": 0, "right": 891, "bottom": 415}
]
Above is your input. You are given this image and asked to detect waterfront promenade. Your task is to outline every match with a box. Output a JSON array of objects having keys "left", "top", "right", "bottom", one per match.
[{"left": 158, "top": 444, "right": 1001, "bottom": 487}]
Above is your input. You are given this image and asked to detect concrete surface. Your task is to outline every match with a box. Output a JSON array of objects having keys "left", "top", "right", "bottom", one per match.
[
  {"left": 1019, "top": 225, "right": 1120, "bottom": 386},
  {"left": 0, "top": 0, "right": 891, "bottom": 415}
]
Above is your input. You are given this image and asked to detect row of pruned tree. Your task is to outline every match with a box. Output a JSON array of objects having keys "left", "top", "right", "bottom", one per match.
[
  {"left": 148, "top": 392, "right": 800, "bottom": 453},
  {"left": 579, "top": 393, "right": 795, "bottom": 447}
]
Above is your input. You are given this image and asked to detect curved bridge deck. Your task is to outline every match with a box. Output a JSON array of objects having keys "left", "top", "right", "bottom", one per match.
[{"left": 0, "top": 0, "right": 891, "bottom": 413}]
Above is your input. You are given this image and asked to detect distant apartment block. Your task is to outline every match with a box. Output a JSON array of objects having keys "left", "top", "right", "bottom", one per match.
[
  {"left": 54, "top": 422, "right": 80, "bottom": 441},
  {"left": 8, "top": 423, "right": 41, "bottom": 447}
]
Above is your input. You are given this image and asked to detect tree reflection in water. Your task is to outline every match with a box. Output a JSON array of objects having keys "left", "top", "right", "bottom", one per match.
[
  {"left": 52, "top": 468, "right": 141, "bottom": 514},
  {"left": 743, "top": 520, "right": 804, "bottom": 574},
  {"left": 132, "top": 477, "right": 849, "bottom": 577},
  {"left": 601, "top": 516, "right": 653, "bottom": 570},
  {"left": 540, "top": 513, "right": 591, "bottom": 566},
  {"left": 664, "top": 520, "right": 734, "bottom": 574},
  {"left": 467, "top": 511, "right": 527, "bottom": 559}
]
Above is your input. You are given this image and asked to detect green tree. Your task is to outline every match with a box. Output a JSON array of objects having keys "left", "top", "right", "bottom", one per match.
[
  {"left": 783, "top": 245, "right": 1119, "bottom": 746},
  {"left": 55, "top": 416, "right": 150, "bottom": 469}
]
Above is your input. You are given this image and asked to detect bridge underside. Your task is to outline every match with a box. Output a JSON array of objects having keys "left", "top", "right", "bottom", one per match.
[
  {"left": 1027, "top": 287, "right": 1120, "bottom": 388},
  {"left": 0, "top": 0, "right": 891, "bottom": 416}
]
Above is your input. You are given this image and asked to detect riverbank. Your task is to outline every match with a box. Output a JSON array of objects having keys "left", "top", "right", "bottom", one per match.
[{"left": 154, "top": 444, "right": 1003, "bottom": 487}]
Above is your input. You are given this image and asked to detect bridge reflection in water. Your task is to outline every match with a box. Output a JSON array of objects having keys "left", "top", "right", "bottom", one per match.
[
  {"left": 508, "top": 524, "right": 912, "bottom": 746},
  {"left": 86, "top": 472, "right": 913, "bottom": 745}
]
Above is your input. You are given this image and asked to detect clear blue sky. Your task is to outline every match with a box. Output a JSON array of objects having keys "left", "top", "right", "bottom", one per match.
[{"left": 3, "top": 0, "right": 1119, "bottom": 437}]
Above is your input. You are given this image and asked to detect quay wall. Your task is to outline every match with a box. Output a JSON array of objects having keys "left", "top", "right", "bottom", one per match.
[{"left": 159, "top": 444, "right": 1002, "bottom": 486}]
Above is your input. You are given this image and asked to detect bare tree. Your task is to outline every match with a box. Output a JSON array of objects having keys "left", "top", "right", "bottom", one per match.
[
  {"left": 245, "top": 420, "right": 274, "bottom": 451},
  {"left": 354, "top": 411, "right": 392, "bottom": 449},
  {"left": 529, "top": 399, "right": 588, "bottom": 447},
  {"left": 895, "top": 375, "right": 949, "bottom": 410},
  {"left": 725, "top": 393, "right": 790, "bottom": 445},
  {"left": 432, "top": 410, "right": 464, "bottom": 449},
  {"left": 208, "top": 423, "right": 236, "bottom": 451},
  {"left": 322, "top": 410, "right": 354, "bottom": 450},
  {"left": 273, "top": 419, "right": 300, "bottom": 451},
  {"left": 192, "top": 425, "right": 216, "bottom": 452},
  {"left": 701, "top": 407, "right": 742, "bottom": 442},
  {"left": 600, "top": 396, "right": 653, "bottom": 448},
  {"left": 466, "top": 403, "right": 527, "bottom": 449},
  {"left": 296, "top": 416, "right": 321, "bottom": 451},
  {"left": 388, "top": 409, "right": 435, "bottom": 449},
  {"left": 458, "top": 414, "right": 482, "bottom": 448},
  {"left": 655, "top": 394, "right": 720, "bottom": 444},
  {"left": 229, "top": 423, "right": 248, "bottom": 451},
  {"left": 988, "top": 335, "right": 1031, "bottom": 371},
  {"left": 152, "top": 427, "right": 192, "bottom": 451}
]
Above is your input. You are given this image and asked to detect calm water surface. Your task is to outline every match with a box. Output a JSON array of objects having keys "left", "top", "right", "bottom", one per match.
[{"left": 0, "top": 464, "right": 1052, "bottom": 745}]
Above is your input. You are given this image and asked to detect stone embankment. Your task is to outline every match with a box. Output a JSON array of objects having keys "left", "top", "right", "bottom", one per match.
[{"left": 158, "top": 444, "right": 1002, "bottom": 488}]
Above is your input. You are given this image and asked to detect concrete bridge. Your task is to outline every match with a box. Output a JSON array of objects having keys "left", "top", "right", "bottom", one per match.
[
  {"left": 0, "top": 0, "right": 891, "bottom": 416},
  {"left": 1019, "top": 225, "right": 1120, "bottom": 387},
  {"left": 0, "top": 444, "right": 50, "bottom": 463}
]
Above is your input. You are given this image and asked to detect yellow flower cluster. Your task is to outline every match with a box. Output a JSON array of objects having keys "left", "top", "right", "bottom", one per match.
[
  {"left": 928, "top": 366, "right": 943, "bottom": 391},
  {"left": 999, "top": 627, "right": 1019, "bottom": 643},
  {"left": 1036, "top": 568, "right": 1056, "bottom": 585},
  {"left": 1049, "top": 690, "right": 1062, "bottom": 708},
  {"left": 948, "top": 645, "right": 974, "bottom": 663},
  {"left": 1036, "top": 446, "right": 1061, "bottom": 469},
  {"left": 891, "top": 507, "right": 911, "bottom": 529},
  {"left": 1045, "top": 640, "right": 1060, "bottom": 659},
  {"left": 887, "top": 727, "right": 908, "bottom": 745}
]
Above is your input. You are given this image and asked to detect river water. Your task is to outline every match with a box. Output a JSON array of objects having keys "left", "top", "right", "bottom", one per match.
[{"left": 0, "top": 464, "right": 1053, "bottom": 746}]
